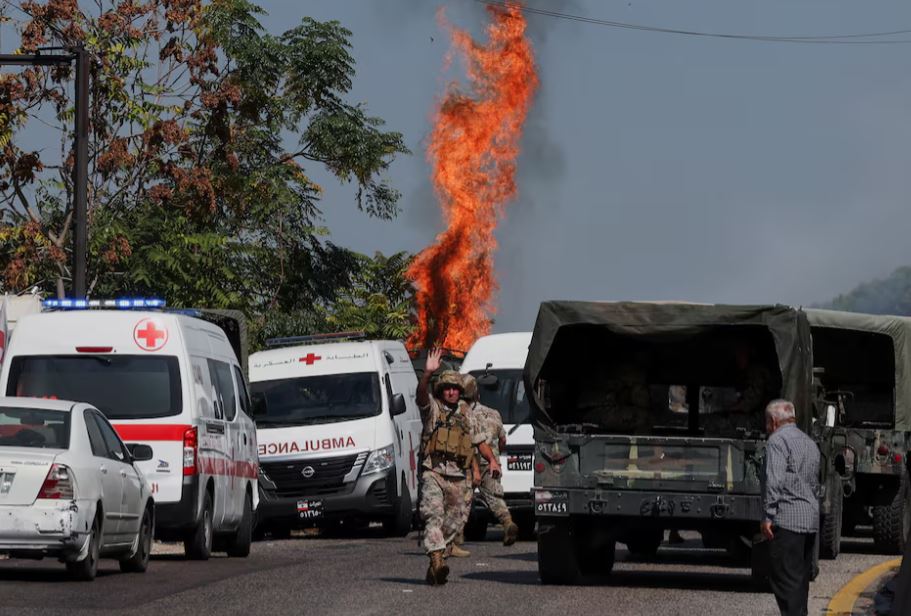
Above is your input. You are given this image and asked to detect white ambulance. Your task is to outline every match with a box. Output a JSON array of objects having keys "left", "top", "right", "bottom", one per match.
[
  {"left": 460, "top": 331, "right": 534, "bottom": 540},
  {"left": 249, "top": 335, "right": 422, "bottom": 537},
  {"left": 0, "top": 299, "right": 258, "bottom": 560}
]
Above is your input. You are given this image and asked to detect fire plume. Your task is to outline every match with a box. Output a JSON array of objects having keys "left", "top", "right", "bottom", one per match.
[{"left": 407, "top": 2, "right": 537, "bottom": 351}]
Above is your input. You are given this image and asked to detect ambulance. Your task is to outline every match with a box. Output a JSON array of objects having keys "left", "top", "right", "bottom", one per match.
[
  {"left": 249, "top": 335, "right": 421, "bottom": 537},
  {"left": 460, "top": 332, "right": 535, "bottom": 540},
  {"left": 0, "top": 299, "right": 258, "bottom": 560}
]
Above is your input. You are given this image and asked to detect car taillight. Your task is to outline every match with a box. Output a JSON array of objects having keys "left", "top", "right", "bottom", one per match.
[
  {"left": 38, "top": 464, "right": 74, "bottom": 499},
  {"left": 183, "top": 427, "right": 197, "bottom": 476}
]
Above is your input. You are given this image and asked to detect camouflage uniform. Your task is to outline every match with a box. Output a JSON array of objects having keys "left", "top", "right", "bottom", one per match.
[
  {"left": 419, "top": 395, "right": 483, "bottom": 555},
  {"left": 471, "top": 403, "right": 512, "bottom": 525}
]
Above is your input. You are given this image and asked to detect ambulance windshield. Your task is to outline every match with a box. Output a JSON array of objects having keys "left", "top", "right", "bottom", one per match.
[
  {"left": 6, "top": 355, "right": 182, "bottom": 420},
  {"left": 251, "top": 372, "right": 381, "bottom": 427},
  {"left": 469, "top": 369, "right": 529, "bottom": 426}
]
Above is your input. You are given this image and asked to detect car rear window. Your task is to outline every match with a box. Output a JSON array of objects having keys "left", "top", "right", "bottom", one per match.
[
  {"left": 6, "top": 355, "right": 182, "bottom": 420},
  {"left": 0, "top": 406, "right": 70, "bottom": 449}
]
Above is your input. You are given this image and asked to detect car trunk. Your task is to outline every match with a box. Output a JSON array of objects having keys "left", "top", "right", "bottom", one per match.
[{"left": 0, "top": 449, "right": 60, "bottom": 506}]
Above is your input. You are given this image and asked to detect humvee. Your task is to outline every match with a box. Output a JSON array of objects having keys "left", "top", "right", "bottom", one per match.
[
  {"left": 807, "top": 309, "right": 911, "bottom": 557},
  {"left": 526, "top": 301, "right": 816, "bottom": 584}
]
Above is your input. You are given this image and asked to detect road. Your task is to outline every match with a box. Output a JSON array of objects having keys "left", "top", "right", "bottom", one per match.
[{"left": 0, "top": 528, "right": 893, "bottom": 616}]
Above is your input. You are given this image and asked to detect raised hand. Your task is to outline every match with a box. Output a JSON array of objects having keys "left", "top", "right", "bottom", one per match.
[{"left": 425, "top": 348, "right": 443, "bottom": 375}]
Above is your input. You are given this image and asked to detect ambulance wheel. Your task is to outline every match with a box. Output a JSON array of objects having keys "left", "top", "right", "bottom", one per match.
[
  {"left": 383, "top": 480, "right": 412, "bottom": 537},
  {"left": 463, "top": 514, "right": 488, "bottom": 542},
  {"left": 226, "top": 491, "right": 253, "bottom": 557},
  {"left": 185, "top": 492, "right": 214, "bottom": 560}
]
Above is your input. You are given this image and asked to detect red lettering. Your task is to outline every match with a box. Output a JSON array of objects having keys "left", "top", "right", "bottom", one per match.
[
  {"left": 321, "top": 438, "right": 331, "bottom": 450},
  {"left": 331, "top": 437, "right": 344, "bottom": 448},
  {"left": 346, "top": 436, "right": 355, "bottom": 447},
  {"left": 277, "top": 442, "right": 289, "bottom": 454},
  {"left": 290, "top": 441, "right": 300, "bottom": 453},
  {"left": 258, "top": 444, "right": 266, "bottom": 456}
]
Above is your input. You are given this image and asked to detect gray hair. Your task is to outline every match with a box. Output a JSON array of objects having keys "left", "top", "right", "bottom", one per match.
[{"left": 765, "top": 399, "right": 796, "bottom": 423}]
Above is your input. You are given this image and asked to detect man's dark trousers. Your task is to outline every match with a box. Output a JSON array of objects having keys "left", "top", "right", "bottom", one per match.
[{"left": 768, "top": 527, "right": 815, "bottom": 616}]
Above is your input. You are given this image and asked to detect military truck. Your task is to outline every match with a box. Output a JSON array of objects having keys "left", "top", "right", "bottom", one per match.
[
  {"left": 526, "top": 301, "right": 816, "bottom": 584},
  {"left": 807, "top": 309, "right": 911, "bottom": 557}
]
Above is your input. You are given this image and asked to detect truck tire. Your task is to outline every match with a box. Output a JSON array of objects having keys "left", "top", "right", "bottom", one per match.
[
  {"left": 873, "top": 474, "right": 910, "bottom": 554},
  {"left": 383, "top": 480, "right": 413, "bottom": 537},
  {"left": 538, "top": 520, "right": 615, "bottom": 585},
  {"left": 820, "top": 479, "right": 843, "bottom": 559},
  {"left": 185, "top": 492, "right": 214, "bottom": 560}
]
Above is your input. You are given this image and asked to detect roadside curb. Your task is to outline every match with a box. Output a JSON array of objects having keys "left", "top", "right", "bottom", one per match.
[{"left": 825, "top": 558, "right": 902, "bottom": 615}]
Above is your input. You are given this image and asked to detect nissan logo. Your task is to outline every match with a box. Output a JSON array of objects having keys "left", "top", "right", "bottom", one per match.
[{"left": 301, "top": 466, "right": 315, "bottom": 479}]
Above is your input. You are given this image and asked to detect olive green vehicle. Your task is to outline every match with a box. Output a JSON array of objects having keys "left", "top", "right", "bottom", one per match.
[
  {"left": 807, "top": 309, "right": 911, "bottom": 558},
  {"left": 526, "top": 301, "right": 817, "bottom": 585}
]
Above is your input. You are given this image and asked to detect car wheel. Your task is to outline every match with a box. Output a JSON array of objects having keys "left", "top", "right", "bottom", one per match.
[
  {"left": 382, "top": 480, "right": 413, "bottom": 537},
  {"left": 185, "top": 492, "right": 214, "bottom": 560},
  {"left": 226, "top": 492, "right": 253, "bottom": 557},
  {"left": 120, "top": 507, "right": 153, "bottom": 573},
  {"left": 67, "top": 515, "right": 101, "bottom": 581}
]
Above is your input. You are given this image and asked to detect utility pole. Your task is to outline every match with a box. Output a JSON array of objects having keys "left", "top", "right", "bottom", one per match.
[{"left": 0, "top": 46, "right": 90, "bottom": 298}]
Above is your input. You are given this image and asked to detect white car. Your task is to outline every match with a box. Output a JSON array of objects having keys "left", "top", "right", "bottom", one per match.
[{"left": 0, "top": 397, "right": 155, "bottom": 580}]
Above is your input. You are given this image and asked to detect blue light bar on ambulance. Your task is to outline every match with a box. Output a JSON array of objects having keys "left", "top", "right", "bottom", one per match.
[{"left": 42, "top": 297, "right": 167, "bottom": 310}]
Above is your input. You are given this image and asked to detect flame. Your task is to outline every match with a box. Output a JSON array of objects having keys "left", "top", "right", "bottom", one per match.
[{"left": 407, "top": 1, "right": 538, "bottom": 351}]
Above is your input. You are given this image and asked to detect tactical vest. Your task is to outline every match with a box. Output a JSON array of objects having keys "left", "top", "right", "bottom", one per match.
[{"left": 423, "top": 405, "right": 474, "bottom": 469}]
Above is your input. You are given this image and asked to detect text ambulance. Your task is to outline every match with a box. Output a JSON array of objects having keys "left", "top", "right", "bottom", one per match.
[
  {"left": 249, "top": 336, "right": 421, "bottom": 536},
  {"left": 0, "top": 299, "right": 258, "bottom": 560},
  {"left": 461, "top": 332, "right": 535, "bottom": 540}
]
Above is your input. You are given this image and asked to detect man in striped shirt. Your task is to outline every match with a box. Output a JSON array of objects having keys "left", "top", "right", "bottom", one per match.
[{"left": 761, "top": 399, "right": 820, "bottom": 616}]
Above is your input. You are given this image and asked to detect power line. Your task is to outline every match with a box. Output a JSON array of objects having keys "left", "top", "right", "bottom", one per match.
[{"left": 477, "top": 0, "right": 911, "bottom": 44}]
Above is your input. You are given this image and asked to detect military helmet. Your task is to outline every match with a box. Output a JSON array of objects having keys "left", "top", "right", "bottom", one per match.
[
  {"left": 462, "top": 374, "right": 479, "bottom": 402},
  {"left": 435, "top": 370, "right": 464, "bottom": 395}
]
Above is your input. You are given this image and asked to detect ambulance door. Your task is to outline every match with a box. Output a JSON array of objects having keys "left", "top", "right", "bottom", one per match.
[
  {"left": 388, "top": 370, "right": 420, "bottom": 497},
  {"left": 232, "top": 365, "right": 256, "bottom": 508},
  {"left": 206, "top": 358, "right": 234, "bottom": 529}
]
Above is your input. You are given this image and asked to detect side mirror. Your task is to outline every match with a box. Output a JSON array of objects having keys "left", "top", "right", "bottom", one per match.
[
  {"left": 391, "top": 393, "right": 407, "bottom": 416},
  {"left": 127, "top": 443, "right": 153, "bottom": 462},
  {"left": 825, "top": 404, "right": 837, "bottom": 428},
  {"left": 251, "top": 392, "right": 267, "bottom": 418},
  {"left": 478, "top": 373, "right": 499, "bottom": 388}
]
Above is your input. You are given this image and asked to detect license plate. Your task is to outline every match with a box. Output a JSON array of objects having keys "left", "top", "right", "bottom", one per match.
[
  {"left": 536, "top": 502, "right": 567, "bottom": 514},
  {"left": 507, "top": 454, "right": 532, "bottom": 471},
  {"left": 297, "top": 499, "right": 323, "bottom": 519}
]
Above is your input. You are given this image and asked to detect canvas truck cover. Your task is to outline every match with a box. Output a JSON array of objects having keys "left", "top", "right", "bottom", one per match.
[
  {"left": 524, "top": 301, "right": 814, "bottom": 432},
  {"left": 807, "top": 308, "right": 911, "bottom": 431}
]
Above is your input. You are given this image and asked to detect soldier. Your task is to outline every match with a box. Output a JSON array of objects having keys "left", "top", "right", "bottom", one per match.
[
  {"left": 461, "top": 374, "right": 520, "bottom": 546},
  {"left": 417, "top": 349, "right": 500, "bottom": 586}
]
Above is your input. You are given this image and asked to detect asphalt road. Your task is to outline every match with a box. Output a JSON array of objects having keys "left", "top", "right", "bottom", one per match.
[{"left": 0, "top": 528, "right": 893, "bottom": 616}]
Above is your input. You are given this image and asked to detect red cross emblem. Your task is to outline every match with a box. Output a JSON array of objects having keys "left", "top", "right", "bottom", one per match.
[
  {"left": 299, "top": 353, "right": 321, "bottom": 365},
  {"left": 133, "top": 318, "right": 168, "bottom": 351}
]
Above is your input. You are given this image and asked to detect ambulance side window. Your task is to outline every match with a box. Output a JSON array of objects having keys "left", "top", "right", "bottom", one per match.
[
  {"left": 233, "top": 365, "right": 251, "bottom": 417},
  {"left": 207, "top": 359, "right": 237, "bottom": 422}
]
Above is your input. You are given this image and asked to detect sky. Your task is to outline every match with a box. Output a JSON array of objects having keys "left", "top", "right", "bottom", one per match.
[{"left": 11, "top": 1, "right": 911, "bottom": 333}]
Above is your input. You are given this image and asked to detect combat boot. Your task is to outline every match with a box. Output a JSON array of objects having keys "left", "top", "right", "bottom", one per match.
[
  {"left": 502, "top": 517, "right": 519, "bottom": 547},
  {"left": 447, "top": 543, "right": 471, "bottom": 558},
  {"left": 426, "top": 550, "right": 449, "bottom": 586}
]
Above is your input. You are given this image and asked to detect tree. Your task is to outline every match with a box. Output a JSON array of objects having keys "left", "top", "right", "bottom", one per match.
[
  {"left": 0, "top": 0, "right": 409, "bottom": 335},
  {"left": 324, "top": 251, "right": 416, "bottom": 340},
  {"left": 823, "top": 267, "right": 911, "bottom": 316}
]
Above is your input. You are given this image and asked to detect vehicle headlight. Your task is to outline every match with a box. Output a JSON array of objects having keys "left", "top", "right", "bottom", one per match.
[{"left": 362, "top": 445, "right": 395, "bottom": 476}]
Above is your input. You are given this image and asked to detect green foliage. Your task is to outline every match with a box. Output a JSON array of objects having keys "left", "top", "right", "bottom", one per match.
[
  {"left": 823, "top": 267, "right": 911, "bottom": 316},
  {"left": 324, "top": 251, "right": 416, "bottom": 341},
  {"left": 0, "top": 0, "right": 413, "bottom": 343}
]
